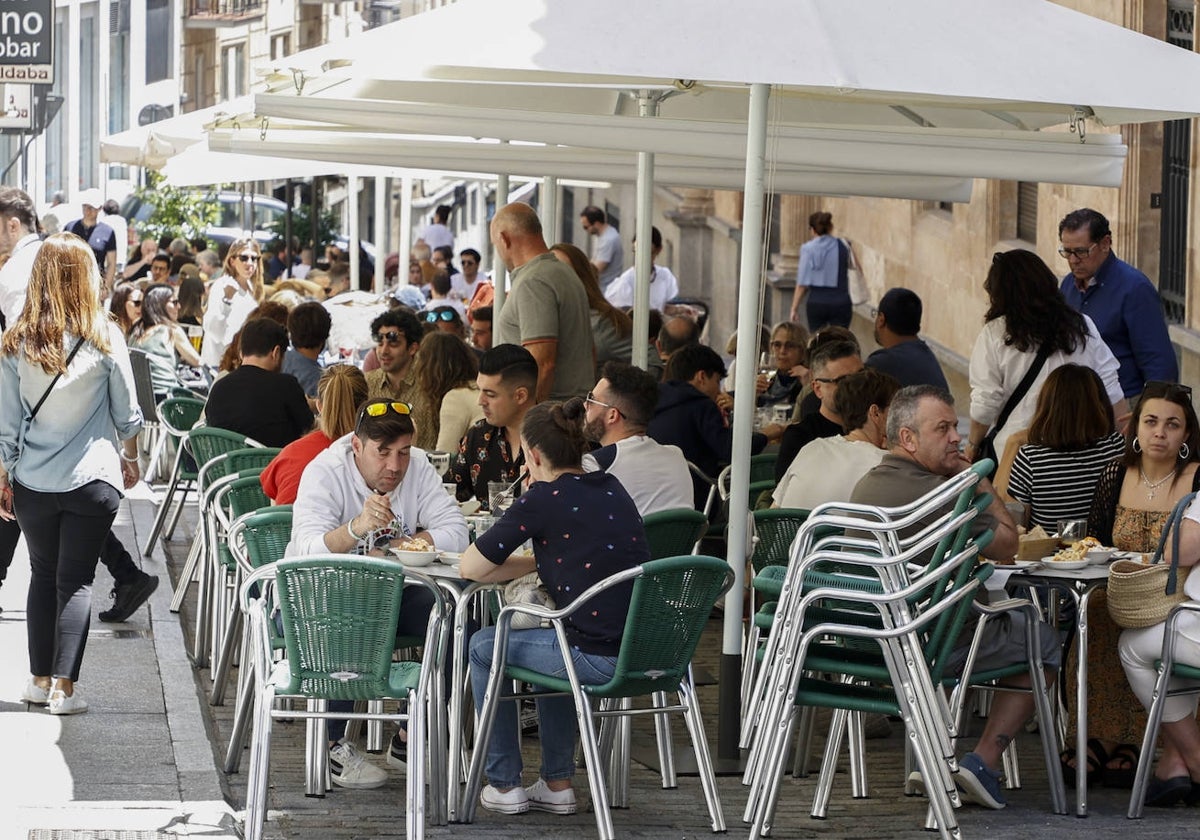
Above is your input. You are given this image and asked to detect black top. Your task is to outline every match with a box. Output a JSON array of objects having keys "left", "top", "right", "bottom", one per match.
[
  {"left": 775, "top": 411, "right": 844, "bottom": 484},
  {"left": 865, "top": 340, "right": 950, "bottom": 391},
  {"left": 452, "top": 419, "right": 525, "bottom": 505},
  {"left": 473, "top": 471, "right": 649, "bottom": 655},
  {"left": 65, "top": 219, "right": 117, "bottom": 271},
  {"left": 1088, "top": 459, "right": 1200, "bottom": 546},
  {"left": 204, "top": 365, "right": 313, "bottom": 448}
]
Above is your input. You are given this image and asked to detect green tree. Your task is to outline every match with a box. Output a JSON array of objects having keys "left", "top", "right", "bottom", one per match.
[
  {"left": 267, "top": 202, "right": 340, "bottom": 253},
  {"left": 130, "top": 171, "right": 221, "bottom": 241}
]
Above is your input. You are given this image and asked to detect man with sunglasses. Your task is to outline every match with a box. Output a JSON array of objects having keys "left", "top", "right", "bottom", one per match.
[
  {"left": 491, "top": 202, "right": 594, "bottom": 401},
  {"left": 1057, "top": 208, "right": 1176, "bottom": 401},
  {"left": 774, "top": 339, "right": 863, "bottom": 484},
  {"left": 364, "top": 309, "right": 433, "bottom": 450},
  {"left": 287, "top": 397, "right": 467, "bottom": 788},
  {"left": 454, "top": 248, "right": 488, "bottom": 305}
]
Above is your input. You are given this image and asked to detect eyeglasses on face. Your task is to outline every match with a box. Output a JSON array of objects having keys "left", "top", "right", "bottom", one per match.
[
  {"left": 585, "top": 391, "right": 624, "bottom": 417},
  {"left": 235, "top": 254, "right": 260, "bottom": 264},
  {"left": 1057, "top": 243, "right": 1097, "bottom": 260},
  {"left": 373, "top": 330, "right": 405, "bottom": 346},
  {"left": 425, "top": 309, "right": 456, "bottom": 323}
]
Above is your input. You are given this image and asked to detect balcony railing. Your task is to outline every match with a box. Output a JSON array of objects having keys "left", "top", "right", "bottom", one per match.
[{"left": 184, "top": 0, "right": 266, "bottom": 24}]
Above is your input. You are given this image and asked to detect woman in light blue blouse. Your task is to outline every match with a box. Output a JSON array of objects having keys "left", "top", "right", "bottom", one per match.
[{"left": 0, "top": 234, "right": 143, "bottom": 716}]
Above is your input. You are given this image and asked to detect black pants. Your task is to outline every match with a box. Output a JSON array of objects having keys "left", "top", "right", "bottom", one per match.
[
  {"left": 0, "top": 509, "right": 140, "bottom": 588},
  {"left": 806, "top": 298, "right": 853, "bottom": 330},
  {"left": 16, "top": 480, "right": 120, "bottom": 682}
]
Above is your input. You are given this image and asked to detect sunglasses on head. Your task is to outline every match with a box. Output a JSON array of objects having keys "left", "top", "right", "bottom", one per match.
[
  {"left": 373, "top": 329, "right": 405, "bottom": 346},
  {"left": 355, "top": 400, "right": 413, "bottom": 434},
  {"left": 1143, "top": 381, "right": 1194, "bottom": 398},
  {"left": 425, "top": 309, "right": 456, "bottom": 323},
  {"left": 235, "top": 254, "right": 260, "bottom": 263}
]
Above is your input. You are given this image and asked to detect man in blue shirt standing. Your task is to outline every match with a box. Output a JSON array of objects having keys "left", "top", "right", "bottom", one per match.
[{"left": 1057, "top": 208, "right": 1177, "bottom": 400}]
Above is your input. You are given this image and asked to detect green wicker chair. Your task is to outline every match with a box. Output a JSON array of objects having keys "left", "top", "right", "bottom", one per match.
[
  {"left": 240, "top": 555, "right": 447, "bottom": 840},
  {"left": 642, "top": 507, "right": 708, "bottom": 559},
  {"left": 462, "top": 555, "right": 734, "bottom": 840},
  {"left": 141, "top": 395, "right": 205, "bottom": 556}
]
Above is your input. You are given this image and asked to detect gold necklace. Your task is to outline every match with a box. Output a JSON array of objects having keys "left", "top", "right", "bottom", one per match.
[{"left": 1139, "top": 467, "right": 1177, "bottom": 501}]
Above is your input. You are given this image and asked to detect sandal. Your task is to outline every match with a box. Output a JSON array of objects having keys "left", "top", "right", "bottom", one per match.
[
  {"left": 1059, "top": 738, "right": 1107, "bottom": 788},
  {"left": 1104, "top": 743, "right": 1140, "bottom": 790},
  {"left": 1145, "top": 774, "right": 1190, "bottom": 807}
]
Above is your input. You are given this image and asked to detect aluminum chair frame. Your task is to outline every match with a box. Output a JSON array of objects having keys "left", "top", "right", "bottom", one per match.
[
  {"left": 1127, "top": 601, "right": 1200, "bottom": 819},
  {"left": 142, "top": 396, "right": 205, "bottom": 557}
]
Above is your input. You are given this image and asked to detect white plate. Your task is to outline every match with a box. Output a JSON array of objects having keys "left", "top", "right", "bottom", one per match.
[
  {"left": 1086, "top": 547, "right": 1116, "bottom": 565},
  {"left": 438, "top": 550, "right": 462, "bottom": 564},
  {"left": 1005, "top": 559, "right": 1043, "bottom": 571},
  {"left": 388, "top": 548, "right": 437, "bottom": 567},
  {"left": 1040, "top": 556, "right": 1090, "bottom": 571}
]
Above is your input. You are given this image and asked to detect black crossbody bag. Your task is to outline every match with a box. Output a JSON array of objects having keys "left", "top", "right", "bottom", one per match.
[{"left": 974, "top": 342, "right": 1053, "bottom": 479}]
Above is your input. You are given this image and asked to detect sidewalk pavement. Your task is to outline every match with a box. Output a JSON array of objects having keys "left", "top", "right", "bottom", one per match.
[{"left": 4, "top": 483, "right": 1200, "bottom": 839}]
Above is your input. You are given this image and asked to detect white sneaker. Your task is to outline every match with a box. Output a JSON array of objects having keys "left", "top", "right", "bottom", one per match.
[
  {"left": 526, "top": 778, "right": 577, "bottom": 814},
  {"left": 480, "top": 783, "right": 530, "bottom": 814},
  {"left": 48, "top": 688, "right": 88, "bottom": 715},
  {"left": 329, "top": 740, "right": 387, "bottom": 789},
  {"left": 21, "top": 678, "right": 49, "bottom": 705}
]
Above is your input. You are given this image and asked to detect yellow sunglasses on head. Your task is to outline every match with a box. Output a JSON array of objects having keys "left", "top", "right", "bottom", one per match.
[{"left": 356, "top": 401, "right": 413, "bottom": 433}]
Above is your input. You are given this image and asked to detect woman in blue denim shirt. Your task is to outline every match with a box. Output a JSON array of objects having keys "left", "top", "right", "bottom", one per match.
[
  {"left": 0, "top": 234, "right": 142, "bottom": 716},
  {"left": 461, "top": 398, "right": 649, "bottom": 816}
]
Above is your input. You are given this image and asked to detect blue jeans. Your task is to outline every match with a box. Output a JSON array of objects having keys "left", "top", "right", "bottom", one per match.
[{"left": 469, "top": 625, "right": 616, "bottom": 789}]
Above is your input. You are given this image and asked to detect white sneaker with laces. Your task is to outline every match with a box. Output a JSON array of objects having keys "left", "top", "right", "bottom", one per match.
[
  {"left": 47, "top": 688, "right": 87, "bottom": 715},
  {"left": 526, "top": 778, "right": 577, "bottom": 814},
  {"left": 329, "top": 740, "right": 387, "bottom": 789},
  {"left": 480, "top": 784, "right": 530, "bottom": 814},
  {"left": 21, "top": 678, "right": 49, "bottom": 705}
]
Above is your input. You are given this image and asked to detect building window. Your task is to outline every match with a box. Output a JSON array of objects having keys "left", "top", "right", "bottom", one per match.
[
  {"left": 271, "top": 33, "right": 290, "bottom": 61},
  {"left": 145, "top": 0, "right": 172, "bottom": 84},
  {"left": 1016, "top": 181, "right": 1038, "bottom": 244},
  {"left": 221, "top": 44, "right": 246, "bottom": 100}
]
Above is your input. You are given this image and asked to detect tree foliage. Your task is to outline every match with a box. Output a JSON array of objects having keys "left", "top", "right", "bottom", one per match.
[
  {"left": 267, "top": 202, "right": 340, "bottom": 252},
  {"left": 130, "top": 171, "right": 222, "bottom": 241}
]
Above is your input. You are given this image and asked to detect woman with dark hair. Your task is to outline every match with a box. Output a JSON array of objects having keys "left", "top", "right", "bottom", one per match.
[
  {"left": 1059, "top": 382, "right": 1200, "bottom": 791},
  {"left": 461, "top": 399, "right": 649, "bottom": 816},
  {"left": 108, "top": 282, "right": 142, "bottom": 338},
  {"left": 412, "top": 330, "right": 483, "bottom": 451},
  {"left": 260, "top": 364, "right": 369, "bottom": 505},
  {"left": 551, "top": 242, "right": 634, "bottom": 374},
  {"left": 0, "top": 234, "right": 142, "bottom": 715},
  {"left": 1004, "top": 364, "right": 1124, "bottom": 531},
  {"left": 176, "top": 271, "right": 205, "bottom": 326},
  {"left": 965, "top": 249, "right": 1127, "bottom": 466},
  {"left": 789, "top": 211, "right": 852, "bottom": 329},
  {"left": 130, "top": 284, "right": 202, "bottom": 400},
  {"left": 201, "top": 237, "right": 264, "bottom": 368}
]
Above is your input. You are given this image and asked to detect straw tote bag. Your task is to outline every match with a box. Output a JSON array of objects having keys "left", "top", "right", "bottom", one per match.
[{"left": 1107, "top": 491, "right": 1196, "bottom": 630}]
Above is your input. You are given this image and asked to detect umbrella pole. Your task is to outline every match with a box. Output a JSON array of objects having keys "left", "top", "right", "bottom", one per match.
[
  {"left": 632, "top": 92, "right": 658, "bottom": 371},
  {"left": 719, "top": 82, "right": 771, "bottom": 765}
]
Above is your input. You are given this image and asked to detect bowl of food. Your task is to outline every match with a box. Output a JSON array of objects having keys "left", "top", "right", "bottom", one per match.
[
  {"left": 1086, "top": 547, "right": 1116, "bottom": 565},
  {"left": 389, "top": 537, "right": 437, "bottom": 567},
  {"left": 1041, "top": 556, "right": 1090, "bottom": 571}
]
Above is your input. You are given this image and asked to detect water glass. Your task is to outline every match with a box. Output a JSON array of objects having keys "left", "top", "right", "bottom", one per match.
[
  {"left": 488, "top": 480, "right": 514, "bottom": 514},
  {"left": 427, "top": 450, "right": 451, "bottom": 478},
  {"left": 1057, "top": 518, "right": 1088, "bottom": 540}
]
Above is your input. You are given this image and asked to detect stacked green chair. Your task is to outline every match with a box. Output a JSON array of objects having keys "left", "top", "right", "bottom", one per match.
[
  {"left": 461, "top": 555, "right": 734, "bottom": 840},
  {"left": 141, "top": 395, "right": 205, "bottom": 556}
]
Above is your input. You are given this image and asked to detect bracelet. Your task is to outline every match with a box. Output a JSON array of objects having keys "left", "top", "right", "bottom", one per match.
[
  {"left": 346, "top": 518, "right": 362, "bottom": 541},
  {"left": 120, "top": 452, "right": 138, "bottom": 463}
]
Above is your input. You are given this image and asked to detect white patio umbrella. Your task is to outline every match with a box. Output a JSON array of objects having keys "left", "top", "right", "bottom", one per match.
[{"left": 221, "top": 0, "right": 1200, "bottom": 767}]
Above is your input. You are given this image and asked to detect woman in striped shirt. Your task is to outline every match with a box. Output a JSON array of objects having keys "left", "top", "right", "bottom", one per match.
[{"left": 1006, "top": 364, "right": 1123, "bottom": 531}]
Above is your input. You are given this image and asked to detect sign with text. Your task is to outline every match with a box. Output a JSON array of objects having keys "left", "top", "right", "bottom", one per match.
[
  {"left": 0, "top": 1, "right": 53, "bottom": 84},
  {"left": 0, "top": 82, "right": 31, "bottom": 129}
]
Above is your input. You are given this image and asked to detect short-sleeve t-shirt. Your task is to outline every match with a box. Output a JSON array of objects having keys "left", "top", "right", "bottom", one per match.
[
  {"left": 472, "top": 470, "right": 649, "bottom": 655},
  {"left": 495, "top": 251, "right": 595, "bottom": 400},
  {"left": 65, "top": 219, "right": 117, "bottom": 272}
]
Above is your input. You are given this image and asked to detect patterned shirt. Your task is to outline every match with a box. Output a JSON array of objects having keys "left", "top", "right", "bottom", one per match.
[
  {"left": 452, "top": 419, "right": 525, "bottom": 505},
  {"left": 365, "top": 366, "right": 434, "bottom": 450}
]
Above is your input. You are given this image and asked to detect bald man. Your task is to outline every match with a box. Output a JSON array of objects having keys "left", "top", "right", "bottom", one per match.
[{"left": 490, "top": 202, "right": 595, "bottom": 401}]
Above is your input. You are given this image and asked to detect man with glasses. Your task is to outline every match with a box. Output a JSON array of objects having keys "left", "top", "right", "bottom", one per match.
[
  {"left": 287, "top": 397, "right": 467, "bottom": 788},
  {"left": 581, "top": 361, "right": 692, "bottom": 515},
  {"left": 452, "top": 343, "right": 537, "bottom": 505},
  {"left": 1057, "top": 208, "right": 1177, "bottom": 401},
  {"left": 774, "top": 339, "right": 863, "bottom": 483},
  {"left": 454, "top": 247, "right": 488, "bottom": 305},
  {"left": 364, "top": 309, "right": 432, "bottom": 438}
]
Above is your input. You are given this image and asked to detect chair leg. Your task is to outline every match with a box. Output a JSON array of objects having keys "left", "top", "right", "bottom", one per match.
[
  {"left": 811, "top": 707, "right": 848, "bottom": 819},
  {"left": 223, "top": 662, "right": 255, "bottom": 773},
  {"left": 791, "top": 703, "right": 816, "bottom": 778},
  {"left": 211, "top": 607, "right": 244, "bottom": 706},
  {"left": 142, "top": 463, "right": 182, "bottom": 556},
  {"left": 679, "top": 673, "right": 725, "bottom": 832},
  {"left": 651, "top": 690, "right": 678, "bottom": 790},
  {"left": 163, "top": 481, "right": 191, "bottom": 541},
  {"left": 242, "top": 686, "right": 275, "bottom": 840},
  {"left": 573, "top": 691, "right": 616, "bottom": 840},
  {"left": 169, "top": 529, "right": 202, "bottom": 613},
  {"left": 1128, "top": 664, "right": 1171, "bottom": 819},
  {"left": 305, "top": 701, "right": 329, "bottom": 797},
  {"left": 408, "top": 688, "right": 426, "bottom": 840},
  {"left": 848, "top": 710, "right": 869, "bottom": 799}
]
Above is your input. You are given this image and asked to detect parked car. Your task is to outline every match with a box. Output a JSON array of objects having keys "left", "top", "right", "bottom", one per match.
[{"left": 120, "top": 190, "right": 288, "bottom": 251}]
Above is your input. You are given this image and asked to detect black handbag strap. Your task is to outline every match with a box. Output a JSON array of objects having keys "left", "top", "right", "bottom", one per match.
[
  {"left": 1151, "top": 491, "right": 1198, "bottom": 595},
  {"left": 983, "top": 341, "right": 1055, "bottom": 444},
  {"left": 29, "top": 337, "right": 85, "bottom": 421}
]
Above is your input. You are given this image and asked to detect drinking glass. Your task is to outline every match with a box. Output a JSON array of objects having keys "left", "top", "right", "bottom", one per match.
[
  {"left": 1057, "top": 518, "right": 1088, "bottom": 540},
  {"left": 426, "top": 450, "right": 451, "bottom": 478},
  {"left": 488, "top": 480, "right": 514, "bottom": 514}
]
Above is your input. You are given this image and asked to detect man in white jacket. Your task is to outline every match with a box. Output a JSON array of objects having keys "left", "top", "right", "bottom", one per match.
[{"left": 287, "top": 398, "right": 468, "bottom": 788}]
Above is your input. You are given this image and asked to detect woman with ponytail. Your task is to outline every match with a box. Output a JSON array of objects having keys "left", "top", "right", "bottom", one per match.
[{"left": 461, "top": 398, "right": 649, "bottom": 816}]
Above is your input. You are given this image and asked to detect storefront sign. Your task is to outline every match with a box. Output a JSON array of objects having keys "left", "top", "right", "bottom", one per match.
[
  {"left": 0, "top": 1, "right": 53, "bottom": 84},
  {"left": 0, "top": 82, "right": 31, "bottom": 129}
]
